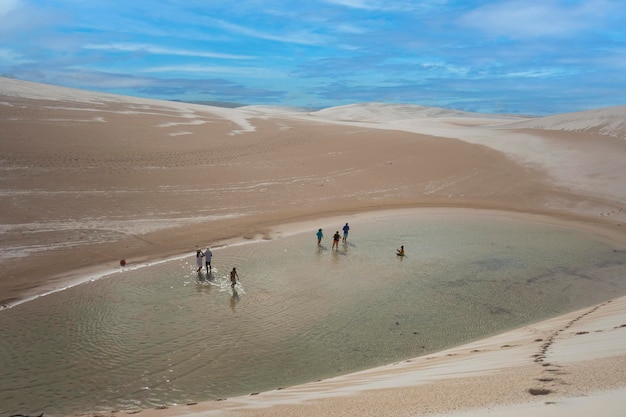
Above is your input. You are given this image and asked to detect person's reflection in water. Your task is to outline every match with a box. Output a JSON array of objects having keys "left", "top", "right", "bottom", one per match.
[
  {"left": 230, "top": 288, "right": 240, "bottom": 313},
  {"left": 197, "top": 271, "right": 205, "bottom": 283},
  {"left": 196, "top": 271, "right": 212, "bottom": 294}
]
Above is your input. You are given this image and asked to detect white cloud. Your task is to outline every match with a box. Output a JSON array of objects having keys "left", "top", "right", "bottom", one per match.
[
  {"left": 83, "top": 43, "right": 256, "bottom": 60},
  {"left": 0, "top": 47, "right": 25, "bottom": 64},
  {"left": 324, "top": 0, "right": 379, "bottom": 9},
  {"left": 213, "top": 18, "right": 329, "bottom": 46},
  {"left": 460, "top": 0, "right": 615, "bottom": 39},
  {"left": 323, "top": 0, "right": 441, "bottom": 12},
  {"left": 503, "top": 69, "right": 570, "bottom": 78},
  {"left": 0, "top": 0, "right": 20, "bottom": 19},
  {"left": 336, "top": 23, "right": 367, "bottom": 34},
  {"left": 141, "top": 64, "right": 283, "bottom": 78}
]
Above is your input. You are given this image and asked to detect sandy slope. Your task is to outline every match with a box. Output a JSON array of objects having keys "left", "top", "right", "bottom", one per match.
[
  {"left": 1, "top": 77, "right": 626, "bottom": 416},
  {"left": 244, "top": 102, "right": 626, "bottom": 208}
]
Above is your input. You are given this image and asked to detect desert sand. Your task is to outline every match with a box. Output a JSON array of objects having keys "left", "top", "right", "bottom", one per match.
[{"left": 1, "top": 77, "right": 625, "bottom": 416}]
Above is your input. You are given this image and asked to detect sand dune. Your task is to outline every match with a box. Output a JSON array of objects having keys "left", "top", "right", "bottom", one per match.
[
  {"left": 307, "top": 102, "right": 626, "bottom": 142},
  {"left": 1, "top": 77, "right": 625, "bottom": 416},
  {"left": 0, "top": 77, "right": 257, "bottom": 134},
  {"left": 243, "top": 101, "right": 626, "bottom": 214},
  {"left": 311, "top": 102, "right": 521, "bottom": 122},
  {"left": 503, "top": 106, "right": 626, "bottom": 139}
]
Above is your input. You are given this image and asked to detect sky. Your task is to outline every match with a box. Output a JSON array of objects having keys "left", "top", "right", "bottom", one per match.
[{"left": 1, "top": 0, "right": 625, "bottom": 115}]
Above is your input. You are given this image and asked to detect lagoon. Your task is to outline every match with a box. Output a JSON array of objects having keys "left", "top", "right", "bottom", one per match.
[{"left": 1, "top": 212, "right": 625, "bottom": 416}]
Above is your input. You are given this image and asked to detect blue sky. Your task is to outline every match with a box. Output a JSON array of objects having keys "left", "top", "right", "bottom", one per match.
[{"left": 1, "top": 0, "right": 625, "bottom": 115}]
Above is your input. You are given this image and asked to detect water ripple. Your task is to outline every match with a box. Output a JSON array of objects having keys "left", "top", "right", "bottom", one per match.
[{"left": 1, "top": 215, "right": 625, "bottom": 416}]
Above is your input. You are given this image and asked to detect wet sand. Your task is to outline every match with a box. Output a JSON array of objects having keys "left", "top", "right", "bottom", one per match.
[{"left": 1, "top": 78, "right": 625, "bottom": 416}]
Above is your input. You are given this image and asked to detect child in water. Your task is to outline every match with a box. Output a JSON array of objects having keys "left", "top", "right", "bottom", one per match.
[
  {"left": 332, "top": 231, "right": 340, "bottom": 250},
  {"left": 230, "top": 267, "right": 239, "bottom": 288}
]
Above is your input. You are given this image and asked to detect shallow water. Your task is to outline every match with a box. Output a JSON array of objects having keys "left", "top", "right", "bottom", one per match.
[{"left": 1, "top": 213, "right": 625, "bottom": 416}]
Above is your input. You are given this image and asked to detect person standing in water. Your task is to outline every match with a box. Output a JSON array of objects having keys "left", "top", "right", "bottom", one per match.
[
  {"left": 230, "top": 267, "right": 240, "bottom": 289},
  {"left": 342, "top": 223, "right": 350, "bottom": 242},
  {"left": 195, "top": 247, "right": 204, "bottom": 272},
  {"left": 205, "top": 246, "right": 213, "bottom": 273},
  {"left": 316, "top": 228, "right": 324, "bottom": 245},
  {"left": 396, "top": 245, "right": 405, "bottom": 257},
  {"left": 332, "top": 231, "right": 341, "bottom": 250}
]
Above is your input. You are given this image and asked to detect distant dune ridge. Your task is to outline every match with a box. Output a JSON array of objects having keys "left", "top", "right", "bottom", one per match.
[
  {"left": 1, "top": 76, "right": 626, "bottom": 417},
  {"left": 311, "top": 102, "right": 526, "bottom": 121},
  {"left": 310, "top": 102, "right": 626, "bottom": 141},
  {"left": 502, "top": 106, "right": 626, "bottom": 139},
  {"left": 4, "top": 76, "right": 626, "bottom": 138}
]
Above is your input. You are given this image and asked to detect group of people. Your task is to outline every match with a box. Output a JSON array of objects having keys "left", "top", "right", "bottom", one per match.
[
  {"left": 194, "top": 221, "right": 404, "bottom": 291},
  {"left": 195, "top": 246, "right": 239, "bottom": 288},
  {"left": 195, "top": 246, "right": 213, "bottom": 273},
  {"left": 316, "top": 222, "right": 351, "bottom": 250},
  {"left": 317, "top": 223, "right": 405, "bottom": 256}
]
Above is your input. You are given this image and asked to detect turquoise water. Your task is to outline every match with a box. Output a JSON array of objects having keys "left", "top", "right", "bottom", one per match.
[{"left": 1, "top": 213, "right": 625, "bottom": 416}]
